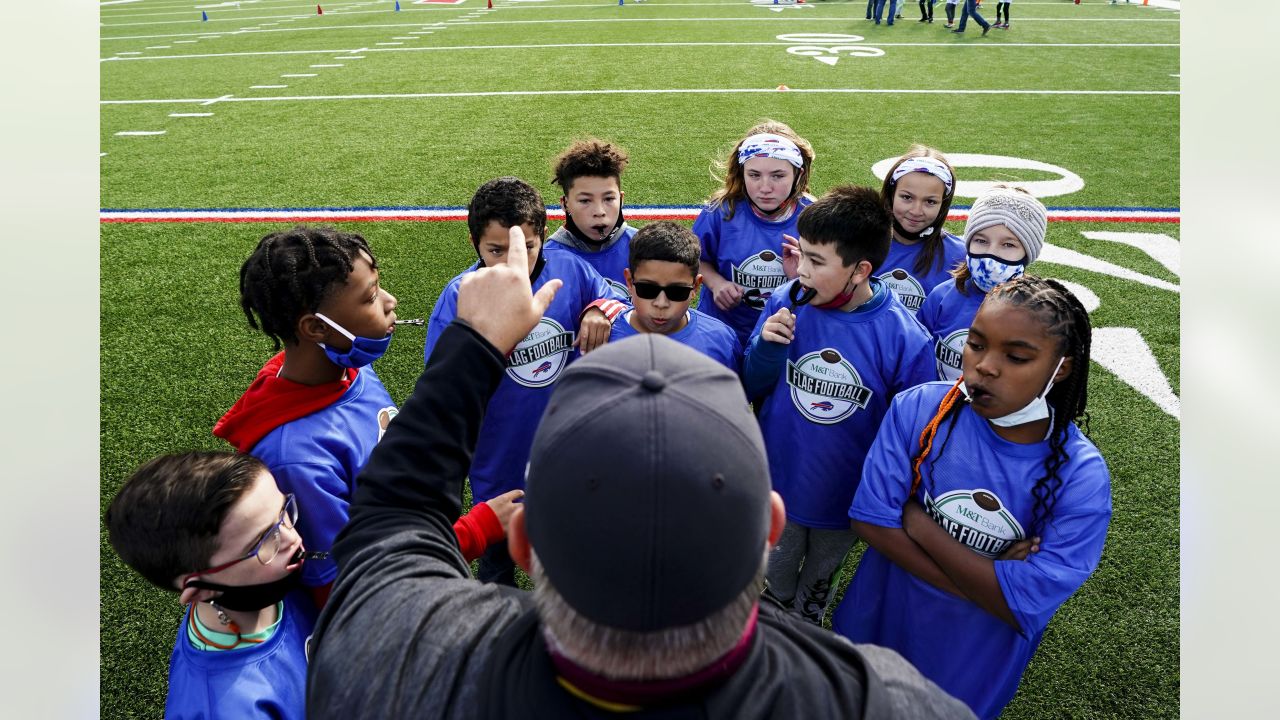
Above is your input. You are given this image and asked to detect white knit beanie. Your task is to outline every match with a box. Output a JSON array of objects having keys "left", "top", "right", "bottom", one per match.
[{"left": 963, "top": 187, "right": 1048, "bottom": 264}]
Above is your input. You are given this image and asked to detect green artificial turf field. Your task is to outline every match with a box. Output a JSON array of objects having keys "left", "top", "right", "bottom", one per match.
[{"left": 100, "top": 0, "right": 1180, "bottom": 716}]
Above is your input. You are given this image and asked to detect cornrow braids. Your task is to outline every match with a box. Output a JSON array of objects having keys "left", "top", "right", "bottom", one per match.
[
  {"left": 988, "top": 275, "right": 1093, "bottom": 536},
  {"left": 239, "top": 225, "right": 374, "bottom": 350},
  {"left": 908, "top": 275, "right": 1092, "bottom": 538}
]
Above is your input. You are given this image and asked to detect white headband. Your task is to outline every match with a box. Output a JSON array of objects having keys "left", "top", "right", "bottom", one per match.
[
  {"left": 736, "top": 133, "right": 805, "bottom": 170},
  {"left": 890, "top": 157, "right": 954, "bottom": 195}
]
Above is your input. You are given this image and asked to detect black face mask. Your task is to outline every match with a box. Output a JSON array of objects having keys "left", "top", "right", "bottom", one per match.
[{"left": 185, "top": 568, "right": 302, "bottom": 612}]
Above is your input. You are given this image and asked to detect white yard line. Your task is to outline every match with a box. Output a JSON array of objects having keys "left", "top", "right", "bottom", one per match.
[
  {"left": 282, "top": 73, "right": 319, "bottom": 77},
  {"left": 101, "top": 40, "right": 1177, "bottom": 63},
  {"left": 115, "top": 130, "right": 167, "bottom": 136},
  {"left": 103, "top": 86, "right": 1179, "bottom": 106},
  {"left": 169, "top": 112, "right": 215, "bottom": 117},
  {"left": 249, "top": 84, "right": 289, "bottom": 88}
]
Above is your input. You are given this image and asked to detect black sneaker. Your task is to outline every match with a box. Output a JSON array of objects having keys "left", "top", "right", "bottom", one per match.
[
  {"left": 981, "top": 25, "right": 990, "bottom": 36},
  {"left": 952, "top": 28, "right": 964, "bottom": 33}
]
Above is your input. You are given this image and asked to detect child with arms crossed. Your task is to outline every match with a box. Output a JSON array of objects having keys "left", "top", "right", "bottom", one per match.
[{"left": 833, "top": 276, "right": 1111, "bottom": 719}]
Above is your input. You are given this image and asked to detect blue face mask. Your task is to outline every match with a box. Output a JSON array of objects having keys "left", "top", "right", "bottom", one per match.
[
  {"left": 314, "top": 313, "right": 391, "bottom": 368},
  {"left": 967, "top": 253, "right": 1026, "bottom": 293}
]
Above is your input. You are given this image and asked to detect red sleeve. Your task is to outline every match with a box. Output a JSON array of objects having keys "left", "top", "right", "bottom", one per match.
[
  {"left": 452, "top": 501, "right": 505, "bottom": 562},
  {"left": 583, "top": 298, "right": 625, "bottom": 323}
]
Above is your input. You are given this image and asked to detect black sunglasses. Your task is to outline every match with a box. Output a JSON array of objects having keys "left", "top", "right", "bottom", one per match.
[{"left": 632, "top": 281, "right": 695, "bottom": 302}]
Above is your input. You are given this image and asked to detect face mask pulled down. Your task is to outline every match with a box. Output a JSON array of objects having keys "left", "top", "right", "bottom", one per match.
[
  {"left": 315, "top": 312, "right": 391, "bottom": 368},
  {"left": 960, "top": 356, "right": 1065, "bottom": 430}
]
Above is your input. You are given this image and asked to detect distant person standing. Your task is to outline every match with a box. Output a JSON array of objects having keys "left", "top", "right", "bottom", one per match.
[{"left": 953, "top": 0, "right": 991, "bottom": 34}]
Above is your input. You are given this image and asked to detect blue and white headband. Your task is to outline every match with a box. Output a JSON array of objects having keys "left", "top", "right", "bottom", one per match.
[
  {"left": 736, "top": 133, "right": 805, "bottom": 170},
  {"left": 890, "top": 157, "right": 954, "bottom": 195}
]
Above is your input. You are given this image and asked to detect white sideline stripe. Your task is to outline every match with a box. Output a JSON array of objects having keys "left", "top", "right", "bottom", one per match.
[
  {"left": 145, "top": 45, "right": 171, "bottom": 49},
  {"left": 169, "top": 112, "right": 214, "bottom": 117},
  {"left": 282, "top": 73, "right": 318, "bottom": 77},
  {"left": 116, "top": 51, "right": 143, "bottom": 55},
  {"left": 103, "top": 8, "right": 470, "bottom": 27},
  {"left": 115, "top": 130, "right": 167, "bottom": 136},
  {"left": 392, "top": 36, "right": 418, "bottom": 40},
  {"left": 375, "top": 42, "right": 404, "bottom": 45},
  {"left": 250, "top": 84, "right": 289, "bottom": 88},
  {"left": 201, "top": 94, "right": 235, "bottom": 106},
  {"left": 173, "top": 40, "right": 198, "bottom": 43},
  {"left": 311, "top": 63, "right": 344, "bottom": 67},
  {"left": 103, "top": 87, "right": 1179, "bottom": 105},
  {"left": 101, "top": 40, "right": 1178, "bottom": 62},
  {"left": 333, "top": 55, "right": 365, "bottom": 59}
]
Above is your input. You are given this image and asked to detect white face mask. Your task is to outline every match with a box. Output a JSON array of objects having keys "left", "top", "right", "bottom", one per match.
[{"left": 961, "top": 356, "right": 1065, "bottom": 432}]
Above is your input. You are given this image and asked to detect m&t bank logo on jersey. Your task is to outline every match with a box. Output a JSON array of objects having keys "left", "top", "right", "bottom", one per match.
[
  {"left": 732, "top": 250, "right": 786, "bottom": 309},
  {"left": 923, "top": 488, "right": 1025, "bottom": 558},
  {"left": 507, "top": 318, "right": 573, "bottom": 388},
  {"left": 879, "top": 268, "right": 926, "bottom": 311},
  {"left": 935, "top": 329, "right": 967, "bottom": 381},
  {"left": 786, "top": 348, "right": 873, "bottom": 424}
]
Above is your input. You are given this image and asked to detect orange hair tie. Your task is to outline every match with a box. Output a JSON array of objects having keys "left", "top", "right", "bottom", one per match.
[{"left": 909, "top": 379, "right": 965, "bottom": 497}]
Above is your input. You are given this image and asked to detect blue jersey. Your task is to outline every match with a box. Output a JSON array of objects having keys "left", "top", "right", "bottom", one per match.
[
  {"left": 742, "top": 278, "right": 935, "bottom": 529},
  {"left": 693, "top": 198, "right": 813, "bottom": 345},
  {"left": 610, "top": 308, "right": 743, "bottom": 373},
  {"left": 546, "top": 224, "right": 637, "bottom": 300},
  {"left": 878, "top": 231, "right": 965, "bottom": 313},
  {"left": 251, "top": 369, "right": 397, "bottom": 587},
  {"left": 165, "top": 591, "right": 317, "bottom": 720},
  {"left": 917, "top": 279, "right": 987, "bottom": 382},
  {"left": 832, "top": 382, "right": 1111, "bottom": 719},
  {"left": 425, "top": 251, "right": 626, "bottom": 502}
]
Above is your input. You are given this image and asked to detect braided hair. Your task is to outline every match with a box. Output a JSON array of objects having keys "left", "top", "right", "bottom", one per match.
[
  {"left": 908, "top": 275, "right": 1092, "bottom": 537},
  {"left": 239, "top": 225, "right": 374, "bottom": 350}
]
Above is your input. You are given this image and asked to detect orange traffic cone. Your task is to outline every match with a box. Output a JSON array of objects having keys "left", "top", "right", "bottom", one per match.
[
  {"left": 487, "top": 0, "right": 492, "bottom": 7},
  {"left": 317, "top": 4, "right": 323, "bottom": 14}
]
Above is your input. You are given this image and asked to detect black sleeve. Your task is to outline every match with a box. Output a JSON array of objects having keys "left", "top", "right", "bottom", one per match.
[{"left": 308, "top": 322, "right": 529, "bottom": 720}]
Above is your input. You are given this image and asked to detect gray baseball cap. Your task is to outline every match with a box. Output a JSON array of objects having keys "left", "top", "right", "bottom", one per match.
[{"left": 524, "top": 334, "right": 771, "bottom": 633}]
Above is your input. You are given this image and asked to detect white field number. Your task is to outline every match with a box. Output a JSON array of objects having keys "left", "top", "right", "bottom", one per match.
[{"left": 777, "top": 34, "right": 884, "bottom": 64}]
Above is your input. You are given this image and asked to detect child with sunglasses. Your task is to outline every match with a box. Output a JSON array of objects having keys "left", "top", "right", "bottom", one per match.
[
  {"left": 105, "top": 452, "right": 317, "bottom": 720},
  {"left": 609, "top": 221, "right": 742, "bottom": 372},
  {"left": 742, "top": 186, "right": 935, "bottom": 627}
]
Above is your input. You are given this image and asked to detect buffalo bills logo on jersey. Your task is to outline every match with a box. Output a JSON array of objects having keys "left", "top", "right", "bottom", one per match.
[
  {"left": 787, "top": 348, "right": 873, "bottom": 425},
  {"left": 507, "top": 318, "right": 574, "bottom": 388},
  {"left": 605, "top": 278, "right": 631, "bottom": 301},
  {"left": 922, "top": 488, "right": 1025, "bottom": 558},
  {"left": 935, "top": 329, "right": 967, "bottom": 381},
  {"left": 879, "top": 268, "right": 927, "bottom": 311},
  {"left": 731, "top": 250, "right": 786, "bottom": 310},
  {"left": 376, "top": 406, "right": 398, "bottom": 442}
]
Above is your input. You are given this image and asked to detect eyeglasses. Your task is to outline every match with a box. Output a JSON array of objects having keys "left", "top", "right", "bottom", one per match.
[
  {"left": 191, "top": 494, "right": 299, "bottom": 577},
  {"left": 631, "top": 281, "right": 695, "bottom": 302}
]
